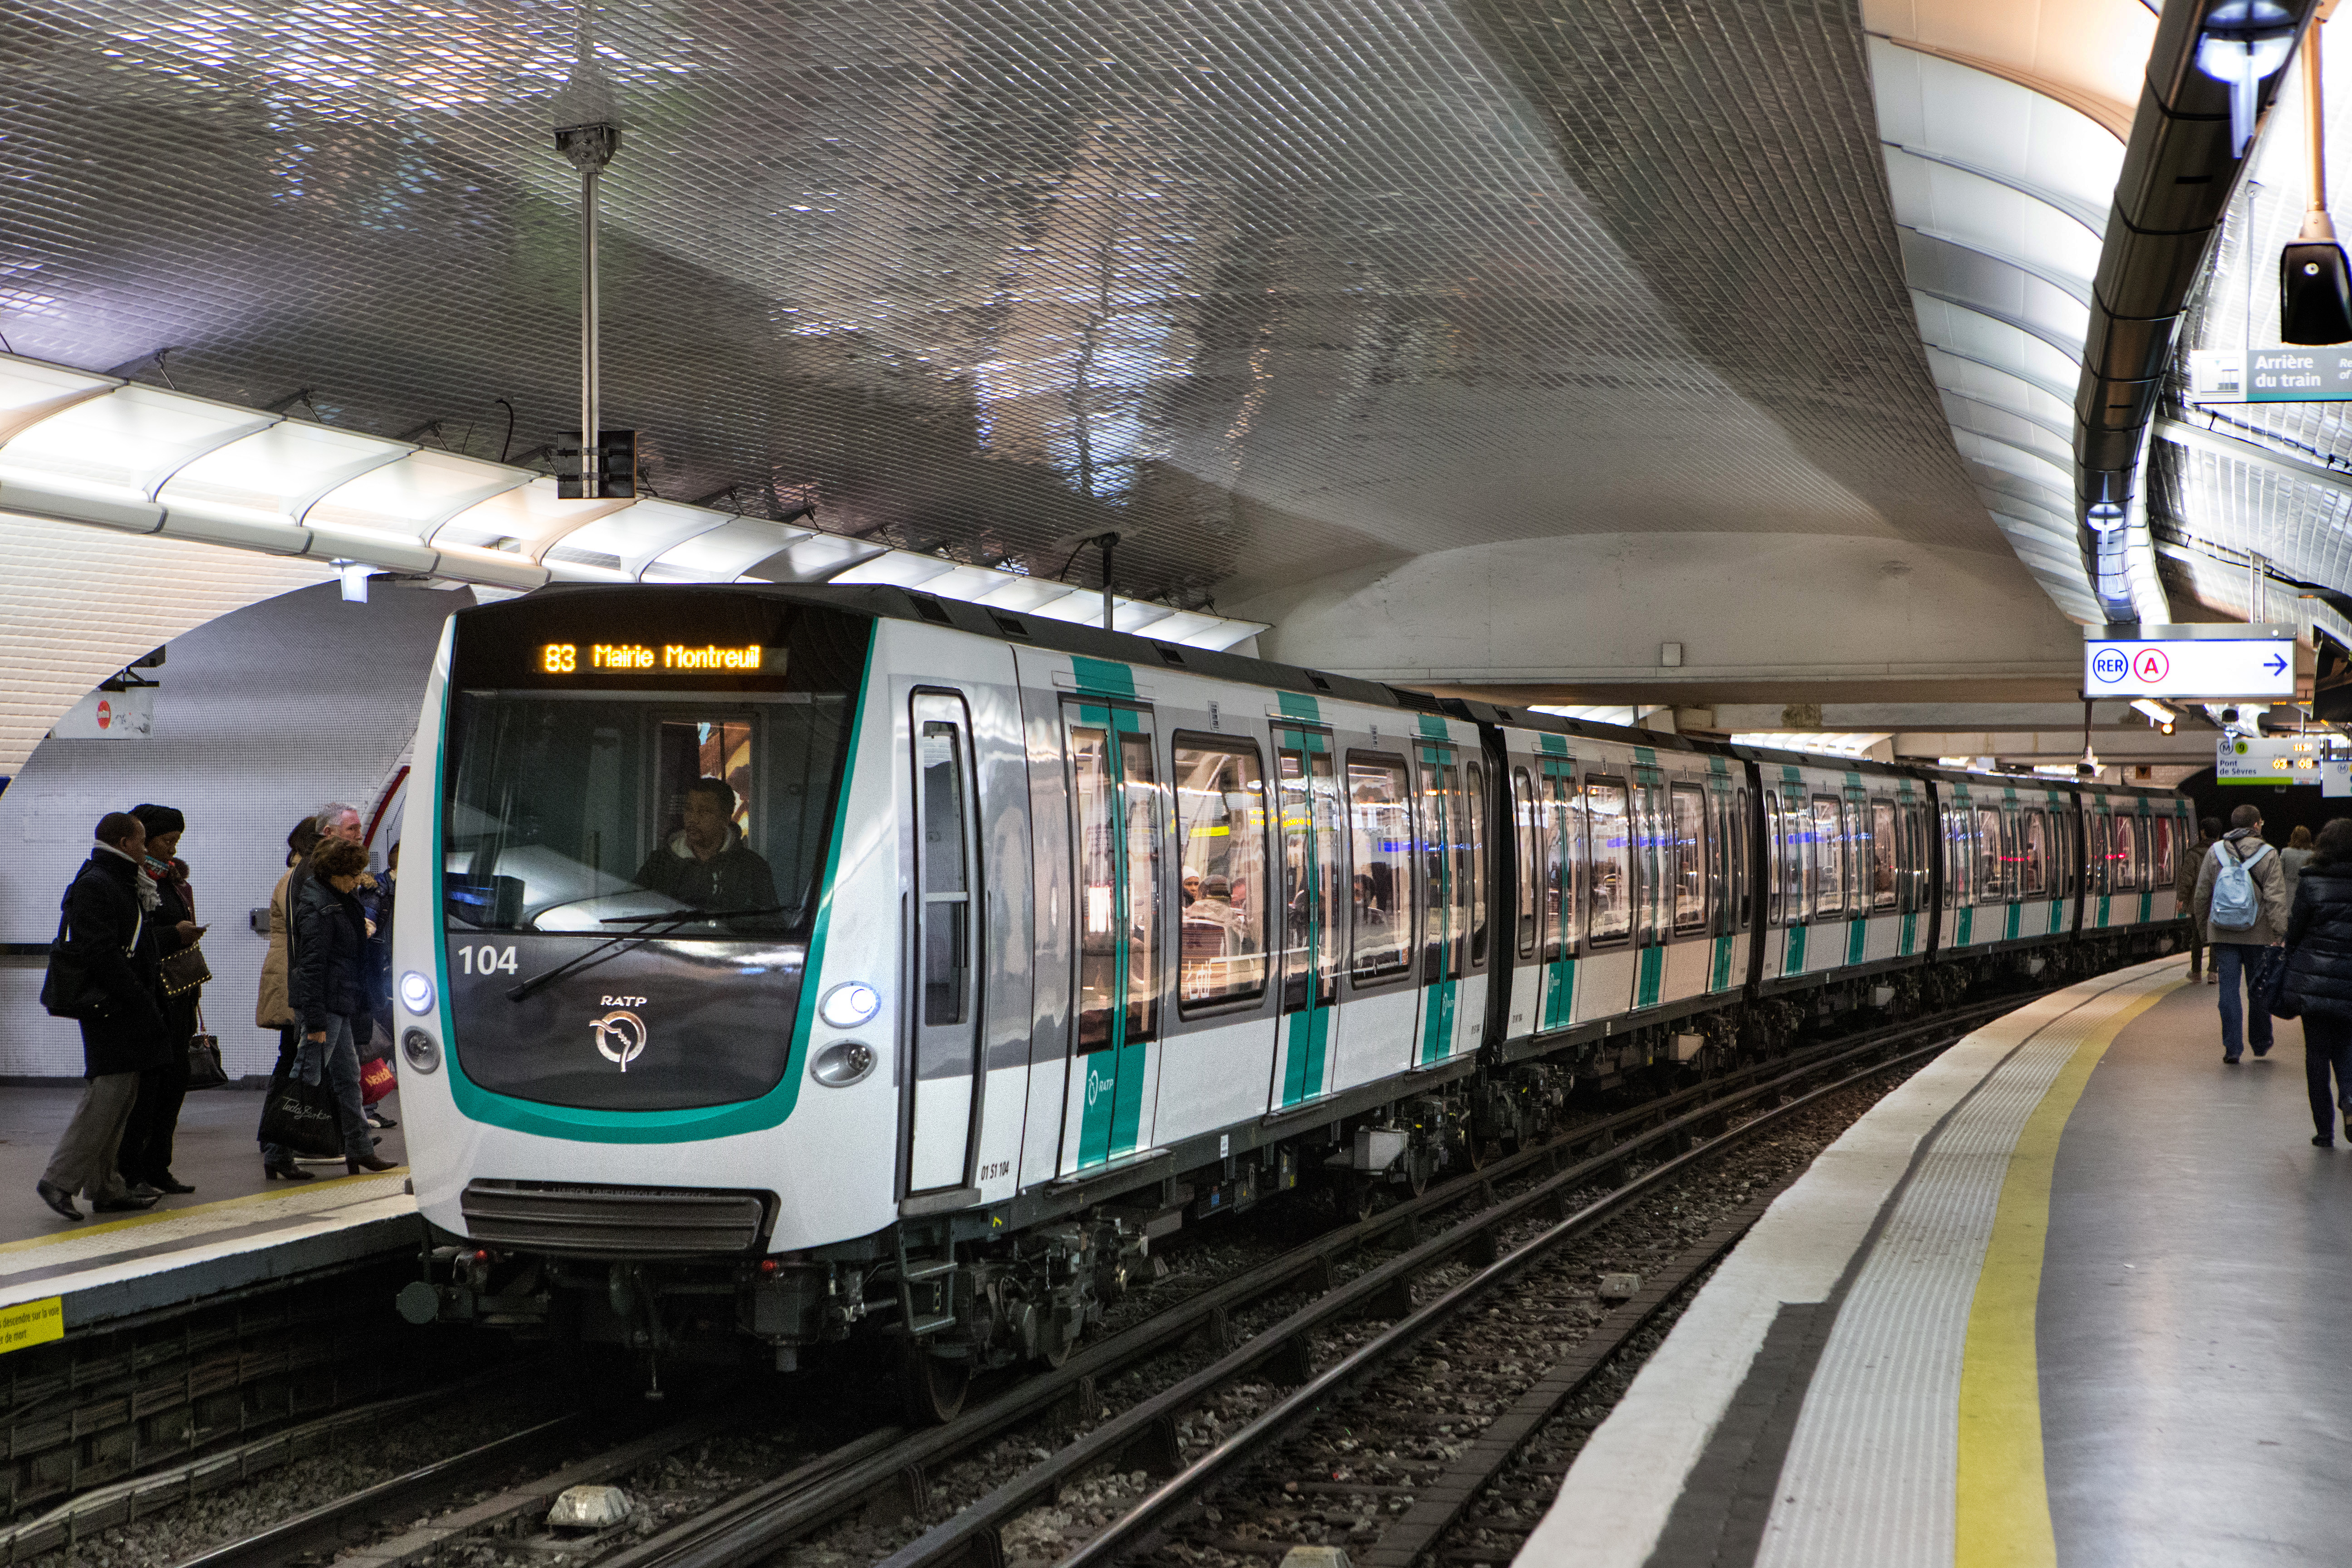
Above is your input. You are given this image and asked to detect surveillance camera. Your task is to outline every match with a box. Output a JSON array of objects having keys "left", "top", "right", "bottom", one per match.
[{"left": 2222, "top": 707, "right": 2240, "bottom": 723}]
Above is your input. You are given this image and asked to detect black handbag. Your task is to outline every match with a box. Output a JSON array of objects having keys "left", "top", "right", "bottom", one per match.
[
  {"left": 259, "top": 1065, "right": 344, "bottom": 1157},
  {"left": 2265, "top": 946, "right": 2304, "bottom": 1019},
  {"left": 185, "top": 1007, "right": 228, "bottom": 1090},
  {"left": 39, "top": 883, "right": 126, "bottom": 1021}
]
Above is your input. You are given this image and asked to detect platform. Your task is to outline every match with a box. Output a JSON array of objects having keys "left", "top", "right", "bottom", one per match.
[
  {"left": 1525, "top": 955, "right": 2352, "bottom": 1568},
  {"left": 0, "top": 1085, "right": 414, "bottom": 1334}
]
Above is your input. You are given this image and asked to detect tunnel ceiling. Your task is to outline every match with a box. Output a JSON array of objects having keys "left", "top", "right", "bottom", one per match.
[{"left": 5, "top": 0, "right": 2054, "bottom": 622}]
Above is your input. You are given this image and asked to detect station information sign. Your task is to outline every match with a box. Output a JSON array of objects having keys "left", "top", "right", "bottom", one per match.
[
  {"left": 2188, "top": 348, "right": 2352, "bottom": 403},
  {"left": 2218, "top": 734, "right": 2328, "bottom": 785},
  {"left": 2326, "top": 758, "right": 2352, "bottom": 799},
  {"left": 2083, "top": 624, "right": 2297, "bottom": 699}
]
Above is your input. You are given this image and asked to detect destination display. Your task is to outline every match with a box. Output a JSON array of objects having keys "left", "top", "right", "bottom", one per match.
[
  {"left": 2083, "top": 624, "right": 2298, "bottom": 699},
  {"left": 539, "top": 642, "right": 768, "bottom": 674}
]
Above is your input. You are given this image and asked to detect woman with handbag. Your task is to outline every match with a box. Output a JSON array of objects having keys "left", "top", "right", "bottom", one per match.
[
  {"left": 2278, "top": 817, "right": 2352, "bottom": 1147},
  {"left": 117, "top": 804, "right": 207, "bottom": 1194},
  {"left": 290, "top": 837, "right": 397, "bottom": 1175}
]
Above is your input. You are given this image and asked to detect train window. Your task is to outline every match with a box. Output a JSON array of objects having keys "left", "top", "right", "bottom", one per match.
[
  {"left": 1347, "top": 753, "right": 1414, "bottom": 982},
  {"left": 1172, "top": 738, "right": 1269, "bottom": 1013},
  {"left": 1512, "top": 768, "right": 1539, "bottom": 960},
  {"left": 1764, "top": 791, "right": 1789, "bottom": 927},
  {"left": 1587, "top": 777, "right": 1635, "bottom": 944},
  {"left": 1545, "top": 769, "right": 1584, "bottom": 957},
  {"left": 2114, "top": 812, "right": 2141, "bottom": 892},
  {"left": 1465, "top": 760, "right": 1490, "bottom": 970},
  {"left": 1707, "top": 789, "right": 1730, "bottom": 936},
  {"left": 2087, "top": 812, "right": 2108, "bottom": 896},
  {"left": 1734, "top": 787, "right": 1752, "bottom": 930},
  {"left": 1419, "top": 757, "right": 1471, "bottom": 981},
  {"left": 2152, "top": 814, "right": 2175, "bottom": 887},
  {"left": 1068, "top": 716, "right": 1165, "bottom": 1057},
  {"left": 914, "top": 702, "right": 975, "bottom": 1027},
  {"left": 1973, "top": 806, "right": 2004, "bottom": 903},
  {"left": 1809, "top": 796, "right": 1842, "bottom": 920},
  {"left": 1669, "top": 785, "right": 1708, "bottom": 935},
  {"left": 1276, "top": 740, "right": 1344, "bottom": 1019},
  {"left": 1870, "top": 799, "right": 1897, "bottom": 911},
  {"left": 2019, "top": 811, "right": 2048, "bottom": 898},
  {"left": 1943, "top": 807, "right": 1966, "bottom": 909}
]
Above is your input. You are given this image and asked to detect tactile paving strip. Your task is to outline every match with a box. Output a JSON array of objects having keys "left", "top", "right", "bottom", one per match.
[{"left": 1751, "top": 969, "right": 2179, "bottom": 1568}]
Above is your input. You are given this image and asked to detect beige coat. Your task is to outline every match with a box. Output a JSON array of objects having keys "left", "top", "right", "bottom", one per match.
[{"left": 255, "top": 865, "right": 298, "bottom": 1029}]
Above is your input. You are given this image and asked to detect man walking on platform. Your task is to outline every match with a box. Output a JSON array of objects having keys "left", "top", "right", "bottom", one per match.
[
  {"left": 2195, "top": 803, "right": 2290, "bottom": 1063},
  {"left": 2180, "top": 815, "right": 2222, "bottom": 982}
]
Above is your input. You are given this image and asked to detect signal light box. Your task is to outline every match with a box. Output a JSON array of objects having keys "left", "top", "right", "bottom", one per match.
[{"left": 2084, "top": 624, "right": 2298, "bottom": 699}]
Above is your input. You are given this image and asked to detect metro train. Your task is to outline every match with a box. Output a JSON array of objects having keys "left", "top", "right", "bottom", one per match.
[{"left": 388, "top": 584, "right": 2189, "bottom": 1417}]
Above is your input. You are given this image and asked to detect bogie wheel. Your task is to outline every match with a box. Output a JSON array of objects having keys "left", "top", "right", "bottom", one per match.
[
  {"left": 1404, "top": 1149, "right": 1435, "bottom": 1196},
  {"left": 897, "top": 1339, "right": 970, "bottom": 1425},
  {"left": 1331, "top": 1170, "right": 1378, "bottom": 1224}
]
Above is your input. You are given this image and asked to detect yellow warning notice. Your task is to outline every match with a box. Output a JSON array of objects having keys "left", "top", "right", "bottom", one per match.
[{"left": 0, "top": 1298, "right": 63, "bottom": 1355}]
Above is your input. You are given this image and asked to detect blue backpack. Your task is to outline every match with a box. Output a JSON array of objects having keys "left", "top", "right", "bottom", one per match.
[{"left": 2209, "top": 839, "right": 2273, "bottom": 932}]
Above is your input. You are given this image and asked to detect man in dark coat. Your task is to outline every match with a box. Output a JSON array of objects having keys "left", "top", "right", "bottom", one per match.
[
  {"left": 632, "top": 777, "right": 776, "bottom": 911},
  {"left": 37, "top": 813, "right": 169, "bottom": 1219}
]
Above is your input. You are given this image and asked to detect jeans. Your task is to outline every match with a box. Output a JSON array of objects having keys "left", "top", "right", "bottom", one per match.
[
  {"left": 2306, "top": 1013, "right": 2352, "bottom": 1140},
  {"left": 296, "top": 1014, "right": 370, "bottom": 1161},
  {"left": 2216, "top": 942, "right": 2276, "bottom": 1061}
]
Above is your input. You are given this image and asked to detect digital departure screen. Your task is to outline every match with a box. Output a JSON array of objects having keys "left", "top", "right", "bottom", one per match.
[
  {"left": 448, "top": 588, "right": 868, "bottom": 696},
  {"left": 539, "top": 642, "right": 769, "bottom": 674}
]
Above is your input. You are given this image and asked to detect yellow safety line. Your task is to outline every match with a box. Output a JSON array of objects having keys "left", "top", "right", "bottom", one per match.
[
  {"left": 1954, "top": 978, "right": 2181, "bottom": 1567},
  {"left": 0, "top": 1166, "right": 410, "bottom": 1254}
]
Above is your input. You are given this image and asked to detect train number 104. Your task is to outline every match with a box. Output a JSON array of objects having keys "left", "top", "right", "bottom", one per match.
[{"left": 458, "top": 945, "right": 519, "bottom": 975}]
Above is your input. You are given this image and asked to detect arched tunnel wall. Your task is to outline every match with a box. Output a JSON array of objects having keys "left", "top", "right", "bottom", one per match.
[{"left": 0, "top": 580, "right": 469, "bottom": 1080}]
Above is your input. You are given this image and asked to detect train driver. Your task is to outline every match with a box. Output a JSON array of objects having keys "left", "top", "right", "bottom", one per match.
[{"left": 633, "top": 777, "right": 778, "bottom": 912}]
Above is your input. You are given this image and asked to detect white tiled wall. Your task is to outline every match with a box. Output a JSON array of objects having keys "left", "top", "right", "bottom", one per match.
[
  {"left": 0, "top": 519, "right": 334, "bottom": 773},
  {"left": 0, "top": 578, "right": 471, "bottom": 1077}
]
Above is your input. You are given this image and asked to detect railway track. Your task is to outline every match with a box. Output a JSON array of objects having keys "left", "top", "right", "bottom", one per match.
[{"left": 132, "top": 991, "right": 2033, "bottom": 1568}]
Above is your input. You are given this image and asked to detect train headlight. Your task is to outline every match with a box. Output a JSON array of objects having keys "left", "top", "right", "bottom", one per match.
[
  {"left": 811, "top": 1040, "right": 875, "bottom": 1088},
  {"left": 401, "top": 1028, "right": 442, "bottom": 1075},
  {"left": 398, "top": 971, "right": 436, "bottom": 1015},
  {"left": 818, "top": 981, "right": 880, "bottom": 1029}
]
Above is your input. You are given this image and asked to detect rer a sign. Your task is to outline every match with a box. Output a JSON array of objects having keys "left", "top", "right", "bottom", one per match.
[{"left": 2083, "top": 624, "right": 2298, "bottom": 699}]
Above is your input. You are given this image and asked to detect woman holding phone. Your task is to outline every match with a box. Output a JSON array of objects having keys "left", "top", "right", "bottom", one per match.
[{"left": 117, "top": 804, "right": 205, "bottom": 1194}]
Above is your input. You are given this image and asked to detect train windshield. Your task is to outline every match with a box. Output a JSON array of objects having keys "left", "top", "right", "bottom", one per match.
[{"left": 441, "top": 597, "right": 868, "bottom": 939}]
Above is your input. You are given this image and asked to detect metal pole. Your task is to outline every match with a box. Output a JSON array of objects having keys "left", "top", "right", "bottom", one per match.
[
  {"left": 554, "top": 124, "right": 620, "bottom": 494},
  {"left": 2309, "top": 21, "right": 2333, "bottom": 238},
  {"left": 1098, "top": 533, "right": 1117, "bottom": 631}
]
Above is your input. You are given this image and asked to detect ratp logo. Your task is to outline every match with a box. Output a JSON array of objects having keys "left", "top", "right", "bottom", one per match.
[
  {"left": 2090, "top": 647, "right": 2131, "bottom": 684},
  {"left": 590, "top": 1009, "right": 647, "bottom": 1071}
]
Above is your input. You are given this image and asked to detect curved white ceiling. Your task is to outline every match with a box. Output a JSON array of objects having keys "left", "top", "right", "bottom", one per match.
[
  {"left": 0, "top": 351, "right": 1267, "bottom": 652},
  {"left": 1863, "top": 2, "right": 2166, "bottom": 626}
]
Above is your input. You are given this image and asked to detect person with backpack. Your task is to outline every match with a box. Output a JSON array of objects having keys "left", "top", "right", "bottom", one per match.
[
  {"left": 2194, "top": 803, "right": 2291, "bottom": 1064},
  {"left": 35, "top": 813, "right": 171, "bottom": 1219}
]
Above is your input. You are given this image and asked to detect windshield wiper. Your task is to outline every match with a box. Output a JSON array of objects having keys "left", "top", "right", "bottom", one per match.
[{"left": 505, "top": 904, "right": 788, "bottom": 1003}]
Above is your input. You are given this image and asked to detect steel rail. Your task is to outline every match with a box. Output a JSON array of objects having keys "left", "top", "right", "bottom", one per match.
[
  {"left": 871, "top": 1016, "right": 1975, "bottom": 1568},
  {"left": 1054, "top": 1033, "right": 1959, "bottom": 1568}
]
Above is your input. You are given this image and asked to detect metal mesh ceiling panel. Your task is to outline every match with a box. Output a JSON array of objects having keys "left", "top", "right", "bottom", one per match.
[{"left": 5, "top": 0, "right": 2014, "bottom": 607}]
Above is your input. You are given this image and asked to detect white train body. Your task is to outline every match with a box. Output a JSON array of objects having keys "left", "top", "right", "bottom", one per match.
[{"left": 389, "top": 586, "right": 2188, "bottom": 1377}]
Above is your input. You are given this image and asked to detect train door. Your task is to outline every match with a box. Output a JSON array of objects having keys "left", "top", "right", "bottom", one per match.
[
  {"left": 1061, "top": 700, "right": 1165, "bottom": 1172},
  {"left": 1536, "top": 756, "right": 1582, "bottom": 1026},
  {"left": 1415, "top": 737, "right": 1473, "bottom": 1064},
  {"left": 1272, "top": 724, "right": 1343, "bottom": 1108},
  {"left": 906, "top": 691, "right": 983, "bottom": 1195}
]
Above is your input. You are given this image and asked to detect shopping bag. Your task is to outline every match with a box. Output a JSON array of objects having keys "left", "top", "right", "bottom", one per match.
[
  {"left": 360, "top": 1054, "right": 395, "bottom": 1106},
  {"left": 259, "top": 1069, "right": 344, "bottom": 1158}
]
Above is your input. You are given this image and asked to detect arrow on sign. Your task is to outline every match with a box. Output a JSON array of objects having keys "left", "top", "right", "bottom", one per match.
[{"left": 2266, "top": 654, "right": 2289, "bottom": 676}]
